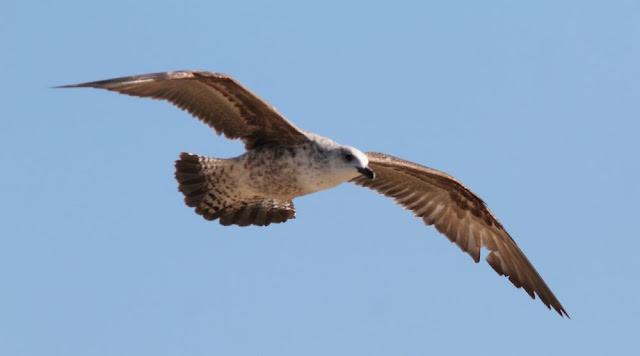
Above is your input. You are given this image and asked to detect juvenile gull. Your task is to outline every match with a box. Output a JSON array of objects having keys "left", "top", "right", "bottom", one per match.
[{"left": 59, "top": 70, "right": 568, "bottom": 317}]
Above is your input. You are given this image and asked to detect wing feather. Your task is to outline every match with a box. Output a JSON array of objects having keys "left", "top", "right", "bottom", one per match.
[
  {"left": 351, "top": 152, "right": 568, "bottom": 317},
  {"left": 58, "top": 71, "right": 309, "bottom": 149}
]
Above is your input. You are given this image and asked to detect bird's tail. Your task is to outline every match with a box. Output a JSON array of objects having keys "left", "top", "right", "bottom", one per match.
[
  {"left": 174, "top": 152, "right": 295, "bottom": 226},
  {"left": 174, "top": 152, "right": 231, "bottom": 219}
]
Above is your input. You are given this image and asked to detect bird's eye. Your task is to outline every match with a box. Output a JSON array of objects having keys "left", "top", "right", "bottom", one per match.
[{"left": 343, "top": 153, "right": 355, "bottom": 162}]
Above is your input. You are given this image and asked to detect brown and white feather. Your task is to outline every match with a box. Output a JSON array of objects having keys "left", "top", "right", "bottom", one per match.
[
  {"left": 58, "top": 71, "right": 309, "bottom": 149},
  {"left": 351, "top": 152, "right": 568, "bottom": 317},
  {"left": 58, "top": 71, "right": 567, "bottom": 316},
  {"left": 174, "top": 152, "right": 296, "bottom": 227}
]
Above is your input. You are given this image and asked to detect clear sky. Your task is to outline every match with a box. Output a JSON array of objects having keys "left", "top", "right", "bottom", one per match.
[{"left": 2, "top": 1, "right": 639, "bottom": 355}]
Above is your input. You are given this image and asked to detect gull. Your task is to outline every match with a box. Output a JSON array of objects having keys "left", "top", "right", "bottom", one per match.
[{"left": 58, "top": 70, "right": 568, "bottom": 317}]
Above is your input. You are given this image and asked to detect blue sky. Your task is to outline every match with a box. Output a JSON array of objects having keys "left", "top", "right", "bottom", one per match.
[{"left": 2, "top": 1, "right": 639, "bottom": 355}]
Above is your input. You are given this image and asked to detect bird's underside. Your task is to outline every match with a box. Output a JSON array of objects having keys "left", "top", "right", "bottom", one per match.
[{"left": 58, "top": 70, "right": 569, "bottom": 317}]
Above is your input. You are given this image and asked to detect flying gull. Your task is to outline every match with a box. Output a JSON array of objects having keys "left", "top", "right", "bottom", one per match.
[{"left": 59, "top": 70, "right": 568, "bottom": 317}]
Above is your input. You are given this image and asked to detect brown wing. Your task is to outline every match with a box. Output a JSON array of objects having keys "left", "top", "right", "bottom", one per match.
[
  {"left": 58, "top": 71, "right": 309, "bottom": 149},
  {"left": 351, "top": 152, "right": 568, "bottom": 317}
]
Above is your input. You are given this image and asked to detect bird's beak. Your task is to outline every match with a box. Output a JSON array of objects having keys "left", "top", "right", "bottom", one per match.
[{"left": 357, "top": 167, "right": 375, "bottom": 180}]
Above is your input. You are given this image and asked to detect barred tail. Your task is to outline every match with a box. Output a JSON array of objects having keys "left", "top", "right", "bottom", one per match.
[
  {"left": 174, "top": 152, "right": 227, "bottom": 219},
  {"left": 174, "top": 152, "right": 296, "bottom": 226}
]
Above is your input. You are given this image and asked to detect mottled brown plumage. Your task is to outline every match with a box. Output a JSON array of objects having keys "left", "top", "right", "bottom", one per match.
[
  {"left": 59, "top": 70, "right": 568, "bottom": 317},
  {"left": 351, "top": 152, "right": 568, "bottom": 317},
  {"left": 58, "top": 71, "right": 308, "bottom": 149},
  {"left": 174, "top": 152, "right": 296, "bottom": 226}
]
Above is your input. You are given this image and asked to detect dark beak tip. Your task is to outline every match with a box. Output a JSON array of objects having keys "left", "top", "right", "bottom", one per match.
[{"left": 358, "top": 167, "right": 375, "bottom": 180}]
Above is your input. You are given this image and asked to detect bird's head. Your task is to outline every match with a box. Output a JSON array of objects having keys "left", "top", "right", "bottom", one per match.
[{"left": 329, "top": 145, "right": 375, "bottom": 180}]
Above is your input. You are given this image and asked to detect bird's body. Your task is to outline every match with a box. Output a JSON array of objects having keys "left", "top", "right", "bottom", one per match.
[
  {"left": 58, "top": 70, "right": 568, "bottom": 317},
  {"left": 174, "top": 135, "right": 367, "bottom": 226},
  {"left": 236, "top": 137, "right": 363, "bottom": 200}
]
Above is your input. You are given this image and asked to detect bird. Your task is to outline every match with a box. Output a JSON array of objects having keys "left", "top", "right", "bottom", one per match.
[{"left": 58, "top": 70, "right": 568, "bottom": 317}]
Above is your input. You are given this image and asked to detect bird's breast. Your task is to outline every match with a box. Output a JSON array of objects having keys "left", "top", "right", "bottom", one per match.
[{"left": 236, "top": 145, "right": 342, "bottom": 199}]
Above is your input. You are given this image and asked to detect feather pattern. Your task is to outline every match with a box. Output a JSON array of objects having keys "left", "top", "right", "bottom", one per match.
[
  {"left": 57, "top": 71, "right": 309, "bottom": 149},
  {"left": 59, "top": 71, "right": 568, "bottom": 317},
  {"left": 351, "top": 152, "right": 568, "bottom": 317}
]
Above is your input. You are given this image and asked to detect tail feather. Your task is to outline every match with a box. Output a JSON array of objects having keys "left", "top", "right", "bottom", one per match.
[
  {"left": 174, "top": 152, "right": 296, "bottom": 226},
  {"left": 175, "top": 153, "right": 215, "bottom": 208}
]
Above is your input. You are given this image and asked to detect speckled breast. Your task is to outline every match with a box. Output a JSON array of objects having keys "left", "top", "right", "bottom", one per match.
[{"left": 234, "top": 143, "right": 333, "bottom": 200}]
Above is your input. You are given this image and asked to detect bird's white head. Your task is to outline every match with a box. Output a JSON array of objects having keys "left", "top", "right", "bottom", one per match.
[
  {"left": 328, "top": 145, "right": 375, "bottom": 181},
  {"left": 305, "top": 134, "right": 375, "bottom": 186}
]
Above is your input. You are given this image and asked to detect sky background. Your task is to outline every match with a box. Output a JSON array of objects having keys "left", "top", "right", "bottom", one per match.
[{"left": 2, "top": 1, "right": 639, "bottom": 355}]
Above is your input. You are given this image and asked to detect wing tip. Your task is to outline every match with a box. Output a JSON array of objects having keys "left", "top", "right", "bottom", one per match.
[
  {"left": 51, "top": 70, "right": 241, "bottom": 92},
  {"left": 51, "top": 70, "right": 204, "bottom": 90},
  {"left": 550, "top": 302, "right": 570, "bottom": 319},
  {"left": 52, "top": 79, "right": 118, "bottom": 89},
  {"left": 52, "top": 83, "right": 90, "bottom": 89}
]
